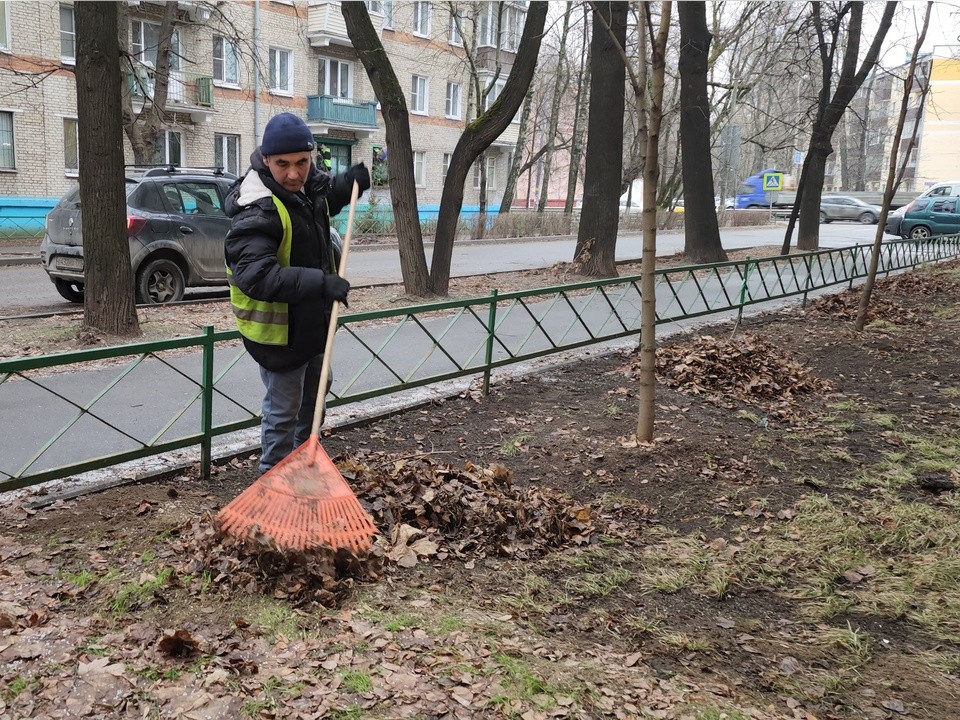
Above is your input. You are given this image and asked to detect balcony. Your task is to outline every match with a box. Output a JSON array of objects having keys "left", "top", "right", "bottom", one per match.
[
  {"left": 127, "top": 67, "right": 216, "bottom": 123},
  {"left": 308, "top": 0, "right": 383, "bottom": 47},
  {"left": 307, "top": 95, "right": 379, "bottom": 138}
]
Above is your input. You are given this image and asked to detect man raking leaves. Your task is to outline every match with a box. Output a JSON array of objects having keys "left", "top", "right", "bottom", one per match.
[{"left": 217, "top": 112, "right": 376, "bottom": 552}]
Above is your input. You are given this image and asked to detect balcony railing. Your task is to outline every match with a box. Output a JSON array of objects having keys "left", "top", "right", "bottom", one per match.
[
  {"left": 307, "top": 95, "right": 378, "bottom": 129},
  {"left": 127, "top": 67, "right": 215, "bottom": 110},
  {"left": 308, "top": 0, "right": 383, "bottom": 46}
]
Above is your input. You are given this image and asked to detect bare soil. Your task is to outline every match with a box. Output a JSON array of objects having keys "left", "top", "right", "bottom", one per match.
[{"left": 2, "top": 256, "right": 960, "bottom": 719}]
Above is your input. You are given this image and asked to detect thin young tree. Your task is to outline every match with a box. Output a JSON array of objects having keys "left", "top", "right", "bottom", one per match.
[
  {"left": 75, "top": 2, "right": 140, "bottom": 336},
  {"left": 637, "top": 1, "right": 672, "bottom": 441},
  {"left": 574, "top": 1, "right": 628, "bottom": 277},
  {"left": 856, "top": 2, "right": 933, "bottom": 331},
  {"left": 536, "top": 3, "right": 572, "bottom": 214},
  {"left": 678, "top": 1, "right": 726, "bottom": 263}
]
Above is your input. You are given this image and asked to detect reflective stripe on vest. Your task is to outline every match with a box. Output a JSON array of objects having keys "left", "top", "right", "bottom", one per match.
[{"left": 228, "top": 195, "right": 293, "bottom": 346}]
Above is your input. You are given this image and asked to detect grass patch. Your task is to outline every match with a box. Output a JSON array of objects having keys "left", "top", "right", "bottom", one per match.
[
  {"left": 340, "top": 670, "right": 373, "bottom": 693},
  {"left": 107, "top": 567, "right": 173, "bottom": 616},
  {"left": 252, "top": 601, "right": 303, "bottom": 642},
  {"left": 499, "top": 432, "right": 532, "bottom": 456}
]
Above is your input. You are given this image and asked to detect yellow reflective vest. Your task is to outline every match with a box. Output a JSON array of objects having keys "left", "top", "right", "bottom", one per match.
[{"left": 227, "top": 195, "right": 293, "bottom": 346}]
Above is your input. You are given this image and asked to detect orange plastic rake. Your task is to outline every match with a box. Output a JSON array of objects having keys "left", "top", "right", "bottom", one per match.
[{"left": 217, "top": 180, "right": 377, "bottom": 553}]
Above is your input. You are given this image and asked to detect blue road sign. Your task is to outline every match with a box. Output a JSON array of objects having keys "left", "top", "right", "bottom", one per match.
[{"left": 763, "top": 172, "right": 784, "bottom": 191}]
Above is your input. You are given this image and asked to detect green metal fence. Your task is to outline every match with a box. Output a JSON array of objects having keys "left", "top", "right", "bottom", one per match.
[{"left": 2, "top": 237, "right": 958, "bottom": 494}]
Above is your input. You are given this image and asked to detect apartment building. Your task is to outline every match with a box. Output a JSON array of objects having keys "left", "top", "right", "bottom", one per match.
[
  {"left": 847, "top": 54, "right": 960, "bottom": 193},
  {"left": 0, "top": 0, "right": 525, "bottom": 229}
]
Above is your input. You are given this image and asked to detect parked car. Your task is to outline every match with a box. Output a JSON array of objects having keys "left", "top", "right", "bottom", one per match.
[
  {"left": 885, "top": 180, "right": 960, "bottom": 236},
  {"left": 899, "top": 196, "right": 960, "bottom": 239},
  {"left": 41, "top": 166, "right": 239, "bottom": 304},
  {"left": 819, "top": 195, "right": 881, "bottom": 224}
]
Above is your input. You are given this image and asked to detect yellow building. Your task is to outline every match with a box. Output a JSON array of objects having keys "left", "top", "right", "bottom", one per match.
[{"left": 913, "top": 57, "right": 960, "bottom": 189}]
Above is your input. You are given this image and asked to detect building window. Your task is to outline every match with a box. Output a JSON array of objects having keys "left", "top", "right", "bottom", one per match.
[
  {"left": 445, "top": 82, "right": 461, "bottom": 119},
  {"left": 154, "top": 130, "right": 182, "bottom": 166},
  {"left": 318, "top": 58, "right": 352, "bottom": 100},
  {"left": 473, "top": 161, "right": 481, "bottom": 189},
  {"left": 478, "top": 2, "right": 523, "bottom": 50},
  {"left": 448, "top": 8, "right": 462, "bottom": 45},
  {"left": 132, "top": 20, "right": 181, "bottom": 71},
  {"left": 413, "top": 151, "right": 426, "bottom": 187},
  {"left": 326, "top": 143, "right": 351, "bottom": 176},
  {"left": 213, "top": 36, "right": 240, "bottom": 85},
  {"left": 411, "top": 75, "right": 428, "bottom": 114},
  {"left": 412, "top": 1, "right": 431, "bottom": 36},
  {"left": 63, "top": 118, "right": 78, "bottom": 174},
  {"left": 486, "top": 155, "right": 498, "bottom": 190},
  {"left": 364, "top": 0, "right": 382, "bottom": 13},
  {"left": 382, "top": 0, "right": 393, "bottom": 28},
  {"left": 214, "top": 133, "right": 240, "bottom": 175},
  {"left": 0, "top": 111, "right": 14, "bottom": 170},
  {"left": 0, "top": 1, "right": 10, "bottom": 51},
  {"left": 442, "top": 152, "right": 451, "bottom": 184},
  {"left": 483, "top": 78, "right": 505, "bottom": 112},
  {"left": 60, "top": 5, "right": 76, "bottom": 63},
  {"left": 269, "top": 47, "right": 293, "bottom": 94}
]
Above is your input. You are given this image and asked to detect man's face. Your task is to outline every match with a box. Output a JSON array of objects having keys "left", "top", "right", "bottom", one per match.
[{"left": 263, "top": 151, "right": 312, "bottom": 193}]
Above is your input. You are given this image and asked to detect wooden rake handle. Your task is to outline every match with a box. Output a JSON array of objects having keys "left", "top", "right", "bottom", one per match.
[{"left": 310, "top": 179, "right": 360, "bottom": 439}]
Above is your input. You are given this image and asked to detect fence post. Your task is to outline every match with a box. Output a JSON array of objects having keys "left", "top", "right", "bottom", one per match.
[
  {"left": 200, "top": 325, "right": 215, "bottom": 481},
  {"left": 736, "top": 257, "right": 752, "bottom": 327},
  {"left": 482, "top": 289, "right": 498, "bottom": 397},
  {"left": 802, "top": 253, "right": 813, "bottom": 307}
]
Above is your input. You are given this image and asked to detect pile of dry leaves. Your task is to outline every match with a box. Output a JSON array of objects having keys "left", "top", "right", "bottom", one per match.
[
  {"left": 176, "top": 453, "right": 641, "bottom": 606},
  {"left": 802, "top": 267, "right": 958, "bottom": 324},
  {"left": 641, "top": 333, "right": 831, "bottom": 418}
]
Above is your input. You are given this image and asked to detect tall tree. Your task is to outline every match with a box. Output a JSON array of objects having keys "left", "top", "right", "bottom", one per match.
[
  {"left": 637, "top": 1, "right": 672, "bottom": 441},
  {"left": 342, "top": 3, "right": 430, "bottom": 296},
  {"left": 574, "top": 1, "right": 627, "bottom": 277},
  {"left": 75, "top": 2, "right": 140, "bottom": 336},
  {"left": 499, "top": 86, "right": 535, "bottom": 215},
  {"left": 429, "top": 1, "right": 548, "bottom": 294},
  {"left": 344, "top": 2, "right": 547, "bottom": 297},
  {"left": 564, "top": 3, "right": 591, "bottom": 221},
  {"left": 678, "top": 1, "right": 726, "bottom": 263},
  {"left": 781, "top": 1, "right": 896, "bottom": 253}
]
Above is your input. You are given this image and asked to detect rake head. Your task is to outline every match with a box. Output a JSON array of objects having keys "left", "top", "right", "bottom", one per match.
[{"left": 217, "top": 436, "right": 377, "bottom": 553}]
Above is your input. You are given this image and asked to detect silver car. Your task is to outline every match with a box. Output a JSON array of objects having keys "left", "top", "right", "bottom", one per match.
[
  {"left": 40, "top": 166, "right": 238, "bottom": 304},
  {"left": 819, "top": 195, "right": 881, "bottom": 224}
]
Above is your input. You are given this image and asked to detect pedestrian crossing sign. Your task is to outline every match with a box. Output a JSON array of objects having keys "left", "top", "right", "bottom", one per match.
[{"left": 763, "top": 172, "right": 783, "bottom": 191}]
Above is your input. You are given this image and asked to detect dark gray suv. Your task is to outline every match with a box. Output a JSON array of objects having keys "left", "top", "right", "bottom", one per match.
[{"left": 40, "top": 166, "right": 238, "bottom": 304}]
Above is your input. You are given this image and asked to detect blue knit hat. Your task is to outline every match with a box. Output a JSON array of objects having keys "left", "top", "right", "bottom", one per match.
[{"left": 261, "top": 113, "right": 316, "bottom": 156}]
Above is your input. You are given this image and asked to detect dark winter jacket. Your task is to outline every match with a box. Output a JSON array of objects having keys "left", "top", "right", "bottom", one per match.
[{"left": 224, "top": 149, "right": 355, "bottom": 372}]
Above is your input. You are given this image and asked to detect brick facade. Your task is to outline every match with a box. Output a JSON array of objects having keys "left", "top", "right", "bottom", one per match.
[{"left": 0, "top": 0, "right": 520, "bottom": 213}]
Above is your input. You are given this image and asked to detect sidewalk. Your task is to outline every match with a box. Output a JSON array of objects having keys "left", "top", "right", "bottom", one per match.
[{"left": 0, "top": 241, "right": 40, "bottom": 266}]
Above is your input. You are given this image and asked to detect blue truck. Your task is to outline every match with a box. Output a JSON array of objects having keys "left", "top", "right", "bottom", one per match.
[{"left": 735, "top": 168, "right": 792, "bottom": 209}]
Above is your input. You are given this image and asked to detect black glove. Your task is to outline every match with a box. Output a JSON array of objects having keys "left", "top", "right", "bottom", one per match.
[
  {"left": 323, "top": 273, "right": 350, "bottom": 306},
  {"left": 349, "top": 162, "right": 371, "bottom": 194}
]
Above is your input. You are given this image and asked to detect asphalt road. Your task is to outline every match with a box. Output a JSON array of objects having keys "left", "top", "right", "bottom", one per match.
[{"left": 0, "top": 222, "right": 884, "bottom": 316}]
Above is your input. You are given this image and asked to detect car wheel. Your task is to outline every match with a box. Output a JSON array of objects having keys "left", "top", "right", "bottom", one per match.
[
  {"left": 819, "top": 211, "right": 829, "bottom": 223},
  {"left": 54, "top": 278, "right": 84, "bottom": 303},
  {"left": 136, "top": 258, "right": 185, "bottom": 304},
  {"left": 909, "top": 226, "right": 932, "bottom": 240},
  {"left": 858, "top": 212, "right": 876, "bottom": 224}
]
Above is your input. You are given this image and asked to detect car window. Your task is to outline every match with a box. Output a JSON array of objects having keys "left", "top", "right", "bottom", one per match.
[
  {"left": 132, "top": 184, "right": 167, "bottom": 213},
  {"left": 943, "top": 199, "right": 958, "bottom": 213},
  {"left": 163, "top": 185, "right": 186, "bottom": 213},
  {"left": 929, "top": 186, "right": 950, "bottom": 197},
  {"left": 176, "top": 182, "right": 226, "bottom": 217}
]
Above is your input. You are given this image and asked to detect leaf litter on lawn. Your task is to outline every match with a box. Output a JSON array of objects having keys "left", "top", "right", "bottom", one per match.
[{"left": 5, "top": 260, "right": 960, "bottom": 719}]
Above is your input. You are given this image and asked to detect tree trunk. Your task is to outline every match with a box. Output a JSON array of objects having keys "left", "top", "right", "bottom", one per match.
[
  {"left": 789, "top": 1, "right": 896, "bottom": 251},
  {"left": 429, "top": 2, "right": 548, "bottom": 295},
  {"left": 574, "top": 1, "right": 627, "bottom": 277},
  {"left": 536, "top": 3, "right": 571, "bottom": 215},
  {"left": 678, "top": 1, "right": 725, "bottom": 262},
  {"left": 342, "top": 3, "right": 430, "bottom": 296},
  {"left": 564, "top": 3, "right": 591, "bottom": 223},
  {"left": 76, "top": 2, "right": 139, "bottom": 336},
  {"left": 121, "top": 1, "right": 177, "bottom": 165},
  {"left": 499, "top": 87, "right": 535, "bottom": 214},
  {"left": 637, "top": 2, "right": 672, "bottom": 442}
]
